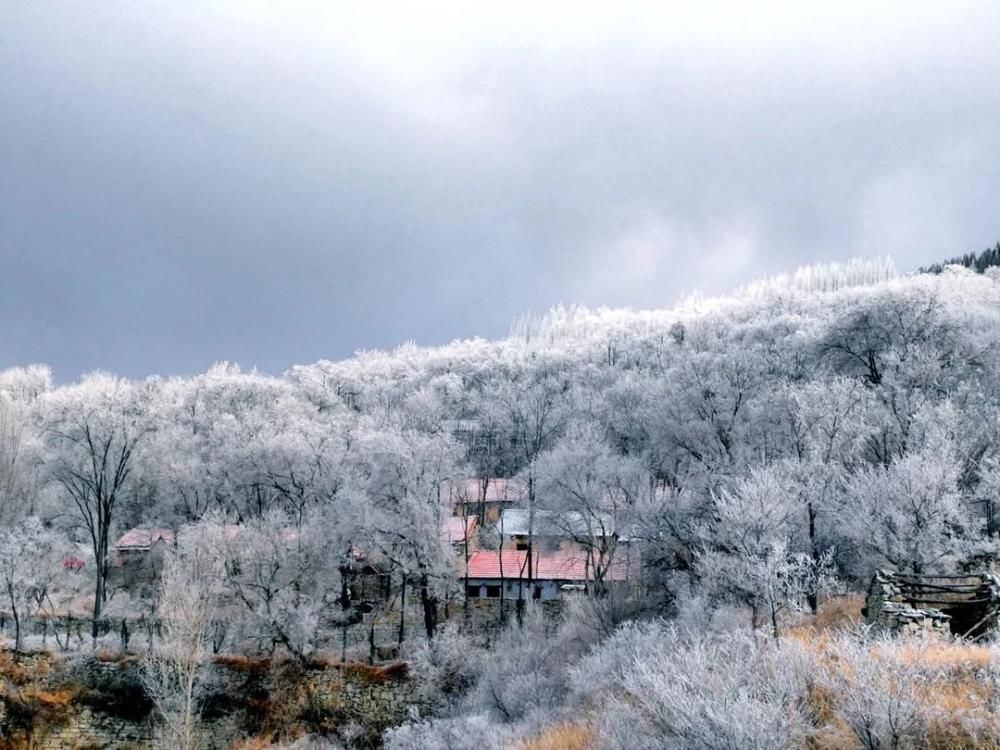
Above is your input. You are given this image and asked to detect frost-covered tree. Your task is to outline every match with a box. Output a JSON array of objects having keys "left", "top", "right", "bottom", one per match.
[
  {"left": 573, "top": 623, "right": 810, "bottom": 750},
  {"left": 212, "top": 508, "right": 336, "bottom": 659},
  {"left": 838, "top": 403, "right": 973, "bottom": 575},
  {"left": 0, "top": 396, "right": 32, "bottom": 525},
  {"left": 362, "top": 425, "right": 461, "bottom": 641},
  {"left": 142, "top": 525, "right": 226, "bottom": 750},
  {"left": 0, "top": 517, "right": 61, "bottom": 651},
  {"left": 41, "top": 374, "right": 152, "bottom": 638},
  {"left": 534, "top": 422, "right": 648, "bottom": 621},
  {"left": 486, "top": 366, "right": 573, "bottom": 620},
  {"left": 698, "top": 467, "right": 829, "bottom": 638},
  {"left": 777, "top": 378, "right": 868, "bottom": 609},
  {"left": 817, "top": 635, "right": 929, "bottom": 750}
]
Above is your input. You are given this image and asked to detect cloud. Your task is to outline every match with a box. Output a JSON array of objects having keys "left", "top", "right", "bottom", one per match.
[{"left": 1, "top": 2, "right": 999, "bottom": 378}]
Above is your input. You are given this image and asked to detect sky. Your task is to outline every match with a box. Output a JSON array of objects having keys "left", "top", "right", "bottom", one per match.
[{"left": 2, "top": 2, "right": 1000, "bottom": 380}]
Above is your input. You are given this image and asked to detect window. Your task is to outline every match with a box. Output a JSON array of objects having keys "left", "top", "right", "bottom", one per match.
[
  {"left": 466, "top": 585, "right": 481, "bottom": 598},
  {"left": 485, "top": 585, "right": 501, "bottom": 598}
]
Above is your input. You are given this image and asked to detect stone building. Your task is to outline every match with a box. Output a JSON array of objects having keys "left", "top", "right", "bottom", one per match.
[{"left": 864, "top": 569, "right": 1000, "bottom": 638}]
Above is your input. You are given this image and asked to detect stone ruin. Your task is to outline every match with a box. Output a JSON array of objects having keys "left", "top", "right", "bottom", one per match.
[{"left": 865, "top": 570, "right": 1000, "bottom": 639}]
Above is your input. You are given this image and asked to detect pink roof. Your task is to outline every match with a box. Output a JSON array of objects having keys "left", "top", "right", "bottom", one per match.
[
  {"left": 445, "top": 478, "right": 526, "bottom": 504},
  {"left": 116, "top": 528, "right": 175, "bottom": 550},
  {"left": 441, "top": 515, "right": 478, "bottom": 544},
  {"left": 466, "top": 549, "right": 629, "bottom": 582}
]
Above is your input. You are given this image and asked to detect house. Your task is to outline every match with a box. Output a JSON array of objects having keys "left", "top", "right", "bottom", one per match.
[
  {"left": 111, "top": 528, "right": 176, "bottom": 592},
  {"left": 444, "top": 478, "right": 526, "bottom": 524},
  {"left": 498, "top": 508, "right": 627, "bottom": 552},
  {"left": 463, "top": 549, "right": 630, "bottom": 601},
  {"left": 114, "top": 528, "right": 175, "bottom": 566},
  {"left": 441, "top": 514, "right": 478, "bottom": 549}
]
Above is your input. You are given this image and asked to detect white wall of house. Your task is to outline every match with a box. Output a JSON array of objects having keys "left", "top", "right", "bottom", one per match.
[{"left": 465, "top": 578, "right": 564, "bottom": 600}]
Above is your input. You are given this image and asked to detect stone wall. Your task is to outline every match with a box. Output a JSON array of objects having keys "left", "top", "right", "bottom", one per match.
[
  {"left": 865, "top": 570, "right": 962, "bottom": 637},
  {"left": 0, "top": 652, "right": 421, "bottom": 749},
  {"left": 319, "top": 592, "right": 567, "bottom": 660}
]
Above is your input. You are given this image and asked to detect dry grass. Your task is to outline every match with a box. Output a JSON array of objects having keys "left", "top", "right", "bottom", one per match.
[
  {"left": 793, "top": 630, "right": 1000, "bottom": 749},
  {"left": 515, "top": 722, "right": 593, "bottom": 750},
  {"left": 786, "top": 595, "right": 864, "bottom": 641},
  {"left": 228, "top": 736, "right": 280, "bottom": 750},
  {"left": 93, "top": 649, "right": 141, "bottom": 666},
  {"left": 213, "top": 654, "right": 274, "bottom": 674},
  {"left": 15, "top": 687, "right": 76, "bottom": 709},
  {"left": 894, "top": 639, "right": 997, "bottom": 673},
  {"left": 333, "top": 660, "right": 408, "bottom": 684}
]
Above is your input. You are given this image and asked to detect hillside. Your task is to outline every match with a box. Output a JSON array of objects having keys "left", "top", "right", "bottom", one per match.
[{"left": 5, "top": 256, "right": 1000, "bottom": 747}]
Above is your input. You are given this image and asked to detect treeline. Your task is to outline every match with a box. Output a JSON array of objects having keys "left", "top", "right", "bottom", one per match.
[
  {"left": 920, "top": 241, "right": 1000, "bottom": 275},
  {"left": 0, "top": 260, "right": 998, "bottom": 641}
]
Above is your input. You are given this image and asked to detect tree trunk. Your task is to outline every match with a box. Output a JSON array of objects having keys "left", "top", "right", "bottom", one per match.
[
  {"left": 91, "top": 520, "right": 110, "bottom": 642},
  {"left": 517, "top": 473, "right": 535, "bottom": 628},
  {"left": 419, "top": 574, "right": 438, "bottom": 640},
  {"left": 11, "top": 601, "right": 20, "bottom": 653},
  {"left": 92, "top": 570, "right": 105, "bottom": 642},
  {"left": 368, "top": 620, "right": 376, "bottom": 665},
  {"left": 807, "top": 501, "right": 818, "bottom": 613},
  {"left": 397, "top": 575, "right": 406, "bottom": 646},
  {"left": 462, "top": 507, "right": 471, "bottom": 623}
]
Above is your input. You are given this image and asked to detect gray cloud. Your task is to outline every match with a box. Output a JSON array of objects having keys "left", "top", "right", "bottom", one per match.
[{"left": 2, "top": 2, "right": 999, "bottom": 379}]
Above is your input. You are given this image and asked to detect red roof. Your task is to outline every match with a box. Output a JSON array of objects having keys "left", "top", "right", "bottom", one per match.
[
  {"left": 115, "top": 528, "right": 175, "bottom": 550},
  {"left": 441, "top": 515, "right": 478, "bottom": 544},
  {"left": 466, "top": 549, "right": 629, "bottom": 582}
]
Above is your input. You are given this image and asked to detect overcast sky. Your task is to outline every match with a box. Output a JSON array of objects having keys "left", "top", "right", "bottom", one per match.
[{"left": 2, "top": 2, "right": 999, "bottom": 380}]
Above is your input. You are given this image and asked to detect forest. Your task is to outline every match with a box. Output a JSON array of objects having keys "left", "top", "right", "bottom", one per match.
[{"left": 5, "top": 253, "right": 1000, "bottom": 748}]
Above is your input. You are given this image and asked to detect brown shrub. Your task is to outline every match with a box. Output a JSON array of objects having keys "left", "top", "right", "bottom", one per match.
[
  {"left": 229, "top": 737, "right": 277, "bottom": 750},
  {"left": 517, "top": 723, "right": 593, "bottom": 750},
  {"left": 786, "top": 595, "right": 864, "bottom": 641},
  {"left": 0, "top": 650, "right": 51, "bottom": 686},
  {"left": 2, "top": 685, "right": 80, "bottom": 729},
  {"left": 93, "top": 649, "right": 140, "bottom": 666},
  {"left": 336, "top": 661, "right": 408, "bottom": 684},
  {"left": 214, "top": 654, "right": 274, "bottom": 674}
]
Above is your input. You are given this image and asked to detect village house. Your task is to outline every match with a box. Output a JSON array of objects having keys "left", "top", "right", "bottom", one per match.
[
  {"left": 497, "top": 508, "right": 627, "bottom": 553},
  {"left": 110, "top": 528, "right": 176, "bottom": 592},
  {"left": 444, "top": 477, "right": 526, "bottom": 524},
  {"left": 463, "top": 548, "right": 630, "bottom": 601},
  {"left": 441, "top": 514, "right": 478, "bottom": 549},
  {"left": 113, "top": 528, "right": 175, "bottom": 567}
]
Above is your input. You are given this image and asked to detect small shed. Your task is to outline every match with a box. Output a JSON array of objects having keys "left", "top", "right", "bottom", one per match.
[{"left": 864, "top": 570, "right": 1000, "bottom": 639}]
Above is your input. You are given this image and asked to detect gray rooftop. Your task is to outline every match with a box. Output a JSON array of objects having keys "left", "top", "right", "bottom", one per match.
[{"left": 498, "top": 508, "right": 627, "bottom": 541}]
